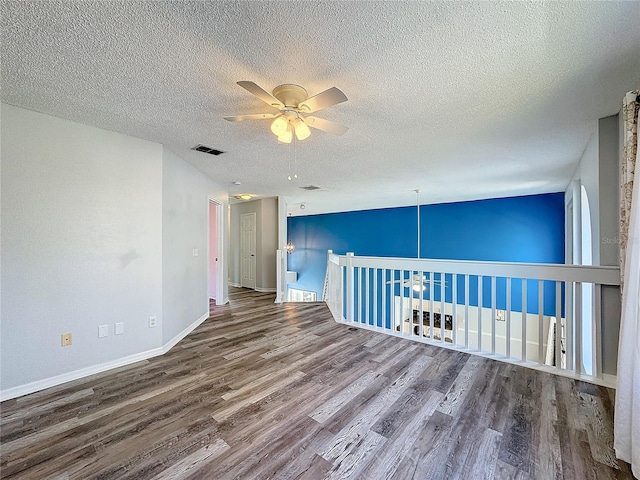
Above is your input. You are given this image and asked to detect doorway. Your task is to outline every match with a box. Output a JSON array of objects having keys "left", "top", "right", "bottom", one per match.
[
  {"left": 208, "top": 199, "right": 224, "bottom": 306},
  {"left": 240, "top": 212, "right": 257, "bottom": 289}
]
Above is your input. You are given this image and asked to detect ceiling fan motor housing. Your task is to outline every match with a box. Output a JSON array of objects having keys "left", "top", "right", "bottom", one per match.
[{"left": 272, "top": 84, "right": 308, "bottom": 109}]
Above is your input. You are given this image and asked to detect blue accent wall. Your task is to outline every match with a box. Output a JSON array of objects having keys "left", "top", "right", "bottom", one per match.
[{"left": 287, "top": 193, "right": 565, "bottom": 314}]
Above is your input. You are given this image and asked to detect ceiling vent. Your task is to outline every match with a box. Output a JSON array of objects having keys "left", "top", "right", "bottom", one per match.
[
  {"left": 300, "top": 185, "right": 321, "bottom": 191},
  {"left": 192, "top": 144, "right": 224, "bottom": 156}
]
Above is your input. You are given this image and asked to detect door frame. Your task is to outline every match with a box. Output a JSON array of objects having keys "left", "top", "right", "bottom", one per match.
[{"left": 208, "top": 198, "right": 226, "bottom": 305}]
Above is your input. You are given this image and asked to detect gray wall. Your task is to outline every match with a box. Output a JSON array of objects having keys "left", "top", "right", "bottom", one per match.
[
  {"left": 229, "top": 197, "right": 278, "bottom": 291},
  {"left": 0, "top": 104, "right": 229, "bottom": 397},
  {"left": 259, "top": 197, "right": 278, "bottom": 290},
  {"left": 598, "top": 115, "right": 620, "bottom": 267},
  {"left": 598, "top": 115, "right": 621, "bottom": 376},
  {"left": 161, "top": 147, "right": 228, "bottom": 343},
  {"left": 565, "top": 114, "right": 621, "bottom": 376},
  {"left": 1, "top": 104, "right": 163, "bottom": 391}
]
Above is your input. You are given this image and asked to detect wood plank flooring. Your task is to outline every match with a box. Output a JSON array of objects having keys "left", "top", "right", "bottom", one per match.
[{"left": 1, "top": 287, "right": 633, "bottom": 479}]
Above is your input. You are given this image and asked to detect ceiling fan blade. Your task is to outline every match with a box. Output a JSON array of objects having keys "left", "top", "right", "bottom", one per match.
[
  {"left": 298, "top": 87, "right": 347, "bottom": 113},
  {"left": 236, "top": 81, "right": 283, "bottom": 109},
  {"left": 224, "top": 113, "right": 279, "bottom": 122},
  {"left": 304, "top": 116, "right": 349, "bottom": 136}
]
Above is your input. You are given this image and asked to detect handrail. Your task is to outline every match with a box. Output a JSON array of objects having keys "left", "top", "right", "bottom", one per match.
[
  {"left": 324, "top": 250, "right": 620, "bottom": 388},
  {"left": 333, "top": 254, "right": 619, "bottom": 285}
]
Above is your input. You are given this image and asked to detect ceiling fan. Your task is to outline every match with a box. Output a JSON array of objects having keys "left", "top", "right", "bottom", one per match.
[
  {"left": 387, "top": 274, "right": 447, "bottom": 293},
  {"left": 224, "top": 81, "right": 348, "bottom": 143},
  {"left": 385, "top": 190, "right": 448, "bottom": 292}
]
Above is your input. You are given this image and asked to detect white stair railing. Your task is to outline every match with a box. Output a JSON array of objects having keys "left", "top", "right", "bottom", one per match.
[{"left": 324, "top": 250, "right": 620, "bottom": 386}]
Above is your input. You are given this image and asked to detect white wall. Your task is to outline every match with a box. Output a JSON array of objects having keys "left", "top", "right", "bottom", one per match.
[
  {"left": 1, "top": 104, "right": 163, "bottom": 393},
  {"left": 0, "top": 104, "right": 229, "bottom": 399},
  {"left": 161, "top": 147, "right": 228, "bottom": 343}
]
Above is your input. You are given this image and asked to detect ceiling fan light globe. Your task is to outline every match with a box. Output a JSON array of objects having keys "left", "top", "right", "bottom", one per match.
[
  {"left": 277, "top": 128, "right": 293, "bottom": 144},
  {"left": 294, "top": 120, "right": 311, "bottom": 141},
  {"left": 270, "top": 116, "right": 289, "bottom": 136}
]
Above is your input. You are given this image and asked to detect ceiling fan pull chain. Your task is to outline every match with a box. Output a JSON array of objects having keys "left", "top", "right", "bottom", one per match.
[
  {"left": 287, "top": 135, "right": 292, "bottom": 181},
  {"left": 294, "top": 133, "right": 298, "bottom": 179}
]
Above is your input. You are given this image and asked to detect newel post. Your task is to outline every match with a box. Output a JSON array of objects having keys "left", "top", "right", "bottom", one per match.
[{"left": 346, "top": 252, "right": 354, "bottom": 322}]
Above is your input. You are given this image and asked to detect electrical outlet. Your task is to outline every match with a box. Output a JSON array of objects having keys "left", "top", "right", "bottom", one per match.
[
  {"left": 192, "top": 248, "right": 199, "bottom": 257},
  {"left": 98, "top": 325, "right": 109, "bottom": 338},
  {"left": 149, "top": 316, "right": 157, "bottom": 328},
  {"left": 61, "top": 333, "right": 72, "bottom": 346},
  {"left": 115, "top": 322, "right": 124, "bottom": 335}
]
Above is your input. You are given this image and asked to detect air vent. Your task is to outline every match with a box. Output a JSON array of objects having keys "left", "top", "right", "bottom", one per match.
[
  {"left": 192, "top": 144, "right": 224, "bottom": 156},
  {"left": 300, "top": 185, "right": 321, "bottom": 191}
]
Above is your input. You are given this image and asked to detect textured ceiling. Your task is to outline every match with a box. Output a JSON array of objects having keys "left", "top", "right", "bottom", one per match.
[{"left": 2, "top": 1, "right": 639, "bottom": 216}]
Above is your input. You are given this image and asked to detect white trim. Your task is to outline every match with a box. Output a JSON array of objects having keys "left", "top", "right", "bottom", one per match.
[
  {"left": 161, "top": 311, "right": 209, "bottom": 353},
  {"left": 276, "top": 196, "right": 288, "bottom": 303},
  {"left": 0, "top": 312, "right": 209, "bottom": 402},
  {"left": 0, "top": 348, "right": 159, "bottom": 401},
  {"left": 208, "top": 198, "right": 224, "bottom": 305},
  {"left": 220, "top": 297, "right": 230, "bottom": 305},
  {"left": 339, "top": 254, "right": 619, "bottom": 285},
  {"left": 255, "top": 287, "right": 277, "bottom": 293},
  {"left": 603, "top": 373, "right": 617, "bottom": 388},
  {"left": 229, "top": 282, "right": 241, "bottom": 288}
]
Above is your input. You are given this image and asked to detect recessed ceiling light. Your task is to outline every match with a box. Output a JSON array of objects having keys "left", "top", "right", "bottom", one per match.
[{"left": 233, "top": 181, "right": 242, "bottom": 185}]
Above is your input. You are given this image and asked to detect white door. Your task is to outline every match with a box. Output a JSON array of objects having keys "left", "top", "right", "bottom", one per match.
[
  {"left": 209, "top": 201, "right": 218, "bottom": 301},
  {"left": 240, "top": 212, "right": 257, "bottom": 289}
]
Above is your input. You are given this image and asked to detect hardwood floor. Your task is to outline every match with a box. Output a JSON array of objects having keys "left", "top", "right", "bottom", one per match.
[{"left": 1, "top": 287, "right": 633, "bottom": 479}]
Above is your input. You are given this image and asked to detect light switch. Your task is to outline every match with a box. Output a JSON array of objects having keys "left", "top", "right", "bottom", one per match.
[
  {"left": 193, "top": 248, "right": 199, "bottom": 257},
  {"left": 115, "top": 322, "right": 124, "bottom": 335},
  {"left": 98, "top": 325, "right": 109, "bottom": 338}
]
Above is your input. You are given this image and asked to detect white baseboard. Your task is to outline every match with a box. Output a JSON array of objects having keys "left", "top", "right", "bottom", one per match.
[
  {"left": 162, "top": 312, "right": 209, "bottom": 353},
  {"left": 0, "top": 347, "right": 162, "bottom": 402},
  {"left": 255, "top": 287, "right": 276, "bottom": 293},
  {"left": 228, "top": 282, "right": 274, "bottom": 294},
  {"left": 0, "top": 312, "right": 209, "bottom": 402}
]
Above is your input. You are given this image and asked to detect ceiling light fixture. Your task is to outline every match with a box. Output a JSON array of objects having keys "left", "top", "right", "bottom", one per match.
[
  {"left": 225, "top": 82, "right": 349, "bottom": 145},
  {"left": 278, "top": 126, "right": 293, "bottom": 144},
  {"left": 234, "top": 194, "right": 253, "bottom": 200},
  {"left": 270, "top": 116, "right": 288, "bottom": 136},
  {"left": 294, "top": 119, "right": 311, "bottom": 141}
]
